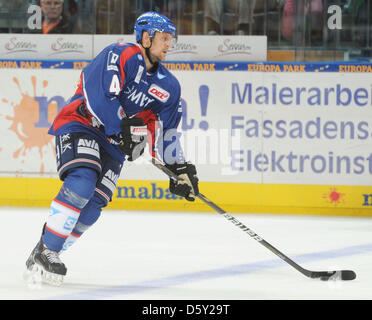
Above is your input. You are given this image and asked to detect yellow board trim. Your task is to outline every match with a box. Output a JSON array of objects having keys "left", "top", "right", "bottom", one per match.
[{"left": 0, "top": 177, "right": 371, "bottom": 217}]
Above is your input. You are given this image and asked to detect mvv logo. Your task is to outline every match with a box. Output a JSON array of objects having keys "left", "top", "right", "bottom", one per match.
[{"left": 362, "top": 194, "right": 372, "bottom": 206}]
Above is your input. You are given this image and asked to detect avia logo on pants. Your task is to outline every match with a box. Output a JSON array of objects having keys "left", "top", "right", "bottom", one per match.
[
  {"left": 101, "top": 169, "right": 119, "bottom": 194},
  {"left": 77, "top": 138, "right": 100, "bottom": 158}
]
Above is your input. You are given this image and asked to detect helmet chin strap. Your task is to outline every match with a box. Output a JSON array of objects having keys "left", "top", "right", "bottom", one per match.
[
  {"left": 145, "top": 47, "right": 155, "bottom": 65},
  {"left": 141, "top": 37, "right": 159, "bottom": 72}
]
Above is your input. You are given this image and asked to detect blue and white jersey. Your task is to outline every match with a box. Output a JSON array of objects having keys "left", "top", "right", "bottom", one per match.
[{"left": 49, "top": 42, "right": 184, "bottom": 164}]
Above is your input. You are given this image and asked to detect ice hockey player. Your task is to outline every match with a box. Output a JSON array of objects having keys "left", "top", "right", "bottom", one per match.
[{"left": 24, "top": 11, "right": 199, "bottom": 286}]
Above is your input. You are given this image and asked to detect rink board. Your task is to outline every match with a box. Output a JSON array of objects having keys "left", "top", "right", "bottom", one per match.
[
  {"left": 0, "top": 177, "right": 371, "bottom": 217},
  {"left": 0, "top": 60, "right": 372, "bottom": 216}
]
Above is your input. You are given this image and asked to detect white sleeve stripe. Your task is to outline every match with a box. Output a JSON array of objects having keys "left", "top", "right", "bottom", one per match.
[
  {"left": 154, "top": 120, "right": 162, "bottom": 161},
  {"left": 82, "top": 73, "right": 104, "bottom": 125}
]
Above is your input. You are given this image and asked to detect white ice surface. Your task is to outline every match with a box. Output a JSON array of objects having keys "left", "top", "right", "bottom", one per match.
[{"left": 1, "top": 207, "right": 372, "bottom": 300}]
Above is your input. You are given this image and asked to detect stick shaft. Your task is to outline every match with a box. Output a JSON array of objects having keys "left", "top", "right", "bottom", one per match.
[
  {"left": 152, "top": 158, "right": 357, "bottom": 280},
  {"left": 152, "top": 158, "right": 313, "bottom": 277}
]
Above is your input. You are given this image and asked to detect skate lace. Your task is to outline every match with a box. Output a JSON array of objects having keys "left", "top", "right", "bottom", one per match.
[{"left": 44, "top": 249, "right": 62, "bottom": 264}]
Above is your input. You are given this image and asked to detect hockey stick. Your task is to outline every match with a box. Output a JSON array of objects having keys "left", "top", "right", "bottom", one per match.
[{"left": 152, "top": 157, "right": 356, "bottom": 281}]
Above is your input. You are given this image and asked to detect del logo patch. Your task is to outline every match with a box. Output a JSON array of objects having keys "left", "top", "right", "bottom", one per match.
[{"left": 148, "top": 84, "right": 170, "bottom": 103}]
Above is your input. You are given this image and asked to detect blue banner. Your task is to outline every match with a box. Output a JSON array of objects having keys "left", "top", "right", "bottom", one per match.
[{"left": 1, "top": 59, "right": 372, "bottom": 72}]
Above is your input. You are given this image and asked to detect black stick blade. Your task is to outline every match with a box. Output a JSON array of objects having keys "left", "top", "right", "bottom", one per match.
[{"left": 318, "top": 270, "right": 356, "bottom": 281}]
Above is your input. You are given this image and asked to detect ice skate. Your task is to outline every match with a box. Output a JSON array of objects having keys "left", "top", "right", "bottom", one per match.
[{"left": 24, "top": 238, "right": 67, "bottom": 287}]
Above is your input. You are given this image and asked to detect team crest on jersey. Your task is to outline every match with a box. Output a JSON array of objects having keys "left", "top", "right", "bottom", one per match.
[
  {"left": 107, "top": 51, "right": 119, "bottom": 72},
  {"left": 148, "top": 84, "right": 170, "bottom": 103}
]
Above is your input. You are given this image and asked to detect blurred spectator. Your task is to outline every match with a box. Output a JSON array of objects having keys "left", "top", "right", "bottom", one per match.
[
  {"left": 67, "top": 0, "right": 77, "bottom": 15},
  {"left": 204, "top": 0, "right": 257, "bottom": 35},
  {"left": 96, "top": 0, "right": 135, "bottom": 34},
  {"left": 0, "top": 0, "right": 29, "bottom": 33},
  {"left": 281, "top": 0, "right": 323, "bottom": 43},
  {"left": 71, "top": 0, "right": 95, "bottom": 34},
  {"left": 29, "top": 0, "right": 74, "bottom": 34},
  {"left": 348, "top": 0, "right": 372, "bottom": 46},
  {"left": 136, "top": 0, "right": 168, "bottom": 13},
  {"left": 282, "top": 0, "right": 299, "bottom": 41},
  {"left": 253, "top": 0, "right": 284, "bottom": 37}
]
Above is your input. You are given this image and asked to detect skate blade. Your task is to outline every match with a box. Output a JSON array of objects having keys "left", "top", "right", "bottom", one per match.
[
  {"left": 23, "top": 264, "right": 64, "bottom": 287},
  {"left": 23, "top": 265, "right": 43, "bottom": 290}
]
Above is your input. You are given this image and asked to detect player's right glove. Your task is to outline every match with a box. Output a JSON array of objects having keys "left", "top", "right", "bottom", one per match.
[
  {"left": 165, "top": 162, "right": 199, "bottom": 201},
  {"left": 119, "top": 117, "right": 147, "bottom": 161}
]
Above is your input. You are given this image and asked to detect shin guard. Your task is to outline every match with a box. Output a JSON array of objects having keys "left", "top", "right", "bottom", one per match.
[{"left": 43, "top": 199, "right": 81, "bottom": 252}]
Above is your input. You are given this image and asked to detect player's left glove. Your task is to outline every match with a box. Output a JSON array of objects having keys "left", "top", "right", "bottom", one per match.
[
  {"left": 165, "top": 162, "right": 199, "bottom": 201},
  {"left": 119, "top": 117, "right": 147, "bottom": 161}
]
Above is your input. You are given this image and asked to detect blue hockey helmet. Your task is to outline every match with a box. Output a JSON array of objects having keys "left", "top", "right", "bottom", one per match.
[{"left": 134, "top": 11, "right": 177, "bottom": 44}]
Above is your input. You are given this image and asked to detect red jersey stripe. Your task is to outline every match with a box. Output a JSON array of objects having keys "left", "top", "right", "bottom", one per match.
[
  {"left": 119, "top": 45, "right": 142, "bottom": 88},
  {"left": 52, "top": 99, "right": 91, "bottom": 132}
]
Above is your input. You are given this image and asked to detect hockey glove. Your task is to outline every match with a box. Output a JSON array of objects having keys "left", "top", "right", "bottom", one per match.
[
  {"left": 166, "top": 162, "right": 199, "bottom": 201},
  {"left": 119, "top": 117, "right": 147, "bottom": 161}
]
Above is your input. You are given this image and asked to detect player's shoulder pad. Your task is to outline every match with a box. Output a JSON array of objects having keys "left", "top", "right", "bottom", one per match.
[
  {"left": 107, "top": 42, "right": 142, "bottom": 66},
  {"left": 110, "top": 42, "right": 141, "bottom": 55}
]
